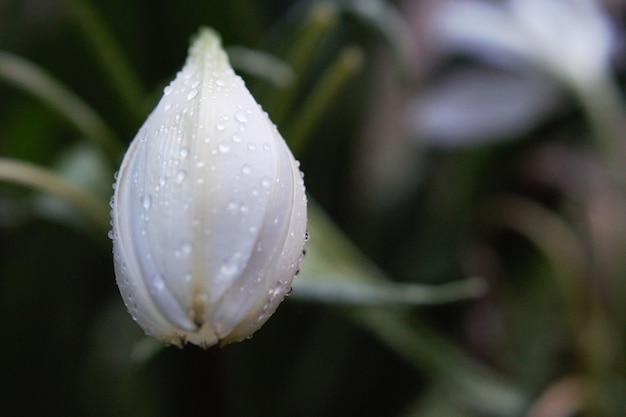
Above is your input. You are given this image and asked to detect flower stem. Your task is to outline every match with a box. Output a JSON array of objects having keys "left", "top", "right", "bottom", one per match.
[
  {"left": 301, "top": 203, "right": 529, "bottom": 415},
  {"left": 348, "top": 308, "right": 528, "bottom": 416},
  {"left": 285, "top": 46, "right": 364, "bottom": 155},
  {"left": 0, "top": 52, "right": 124, "bottom": 164},
  {"left": 576, "top": 73, "right": 626, "bottom": 180},
  {"left": 68, "top": 0, "right": 146, "bottom": 125},
  {"left": 485, "top": 195, "right": 588, "bottom": 332},
  {"left": 0, "top": 157, "right": 110, "bottom": 233},
  {"left": 264, "top": 2, "right": 339, "bottom": 126},
  {"left": 227, "top": 46, "right": 294, "bottom": 89}
]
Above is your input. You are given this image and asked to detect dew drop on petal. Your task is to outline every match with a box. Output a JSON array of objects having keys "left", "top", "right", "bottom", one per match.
[
  {"left": 153, "top": 275, "right": 165, "bottom": 291},
  {"left": 179, "top": 239, "right": 192, "bottom": 256},
  {"left": 180, "top": 147, "right": 190, "bottom": 159},
  {"left": 235, "top": 111, "right": 248, "bottom": 123},
  {"left": 241, "top": 164, "right": 252, "bottom": 175},
  {"left": 219, "top": 253, "right": 241, "bottom": 278},
  {"left": 141, "top": 194, "right": 152, "bottom": 210},
  {"left": 176, "top": 169, "right": 187, "bottom": 182},
  {"left": 187, "top": 89, "right": 198, "bottom": 100},
  {"left": 227, "top": 201, "right": 239, "bottom": 212},
  {"left": 219, "top": 142, "right": 231, "bottom": 153}
]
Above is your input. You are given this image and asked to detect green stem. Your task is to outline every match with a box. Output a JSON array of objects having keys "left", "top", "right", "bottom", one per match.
[
  {"left": 348, "top": 308, "right": 528, "bottom": 416},
  {"left": 572, "top": 73, "right": 626, "bottom": 416},
  {"left": 227, "top": 46, "right": 294, "bottom": 89},
  {"left": 576, "top": 73, "right": 626, "bottom": 180},
  {"left": 341, "top": 0, "right": 417, "bottom": 82},
  {"left": 0, "top": 51, "right": 124, "bottom": 164},
  {"left": 0, "top": 157, "right": 110, "bottom": 233},
  {"left": 284, "top": 46, "right": 363, "bottom": 155},
  {"left": 301, "top": 203, "right": 529, "bottom": 415},
  {"left": 485, "top": 195, "right": 588, "bottom": 332},
  {"left": 68, "top": 0, "right": 146, "bottom": 125},
  {"left": 292, "top": 275, "right": 486, "bottom": 306},
  {"left": 264, "top": 2, "right": 339, "bottom": 125}
]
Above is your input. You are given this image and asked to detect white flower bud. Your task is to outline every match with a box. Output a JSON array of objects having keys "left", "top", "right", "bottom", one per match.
[{"left": 110, "top": 28, "right": 307, "bottom": 348}]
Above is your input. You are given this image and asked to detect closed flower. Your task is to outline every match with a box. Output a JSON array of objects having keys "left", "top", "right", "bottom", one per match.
[{"left": 110, "top": 28, "right": 307, "bottom": 348}]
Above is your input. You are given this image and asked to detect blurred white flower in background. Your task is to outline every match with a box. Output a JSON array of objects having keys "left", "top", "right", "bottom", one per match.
[
  {"left": 408, "top": 67, "right": 561, "bottom": 147},
  {"left": 110, "top": 28, "right": 308, "bottom": 348},
  {"left": 433, "top": 0, "right": 616, "bottom": 87},
  {"left": 409, "top": 0, "right": 619, "bottom": 148}
]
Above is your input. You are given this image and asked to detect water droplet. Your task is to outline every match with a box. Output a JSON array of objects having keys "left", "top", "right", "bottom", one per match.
[
  {"left": 240, "top": 205, "right": 249, "bottom": 214},
  {"left": 153, "top": 275, "right": 165, "bottom": 291},
  {"left": 141, "top": 194, "right": 152, "bottom": 210},
  {"left": 191, "top": 80, "right": 200, "bottom": 88},
  {"left": 247, "top": 143, "right": 257, "bottom": 151},
  {"left": 163, "top": 102, "right": 172, "bottom": 111},
  {"left": 159, "top": 176, "right": 167, "bottom": 187},
  {"left": 218, "top": 142, "right": 231, "bottom": 153},
  {"left": 235, "top": 111, "right": 248, "bottom": 123},
  {"left": 241, "top": 164, "right": 252, "bottom": 175},
  {"left": 176, "top": 169, "right": 187, "bottom": 182},
  {"left": 263, "top": 143, "right": 271, "bottom": 151},
  {"left": 187, "top": 89, "right": 198, "bottom": 100},
  {"left": 216, "top": 122, "right": 226, "bottom": 131},
  {"left": 179, "top": 240, "right": 192, "bottom": 256},
  {"left": 219, "top": 254, "right": 240, "bottom": 278},
  {"left": 163, "top": 85, "right": 172, "bottom": 95},
  {"left": 232, "top": 134, "right": 242, "bottom": 143},
  {"left": 180, "top": 147, "right": 189, "bottom": 158},
  {"left": 261, "top": 177, "right": 271, "bottom": 188},
  {"left": 215, "top": 79, "right": 225, "bottom": 87},
  {"left": 227, "top": 201, "right": 239, "bottom": 212}
]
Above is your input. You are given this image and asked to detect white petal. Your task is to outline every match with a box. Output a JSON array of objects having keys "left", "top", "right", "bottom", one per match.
[{"left": 111, "top": 28, "right": 307, "bottom": 347}]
